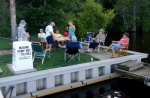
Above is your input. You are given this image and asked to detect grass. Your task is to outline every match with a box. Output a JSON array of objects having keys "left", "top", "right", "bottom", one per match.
[
  {"left": 0, "top": 48, "right": 99, "bottom": 78},
  {"left": 0, "top": 35, "right": 38, "bottom": 50},
  {"left": 0, "top": 38, "right": 12, "bottom": 50}
]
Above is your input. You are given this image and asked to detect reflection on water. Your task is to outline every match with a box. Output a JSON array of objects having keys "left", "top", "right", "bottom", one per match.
[{"left": 42, "top": 78, "right": 150, "bottom": 98}]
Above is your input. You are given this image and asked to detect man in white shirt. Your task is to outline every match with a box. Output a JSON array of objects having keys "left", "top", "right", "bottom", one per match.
[{"left": 45, "top": 22, "right": 55, "bottom": 50}]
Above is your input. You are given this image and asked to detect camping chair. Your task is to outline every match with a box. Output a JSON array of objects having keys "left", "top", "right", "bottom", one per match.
[
  {"left": 81, "top": 32, "right": 95, "bottom": 49},
  {"left": 37, "top": 38, "right": 46, "bottom": 50},
  {"left": 115, "top": 44, "right": 129, "bottom": 56},
  {"left": 64, "top": 42, "right": 80, "bottom": 62},
  {"left": 97, "top": 34, "right": 107, "bottom": 53},
  {"left": 97, "top": 42, "right": 105, "bottom": 53},
  {"left": 32, "top": 42, "right": 50, "bottom": 64}
]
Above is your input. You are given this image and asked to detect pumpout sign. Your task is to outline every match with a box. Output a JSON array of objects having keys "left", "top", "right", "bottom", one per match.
[{"left": 12, "top": 41, "right": 34, "bottom": 72}]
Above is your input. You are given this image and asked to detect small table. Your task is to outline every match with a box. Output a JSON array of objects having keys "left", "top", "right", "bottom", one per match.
[{"left": 56, "top": 37, "right": 70, "bottom": 45}]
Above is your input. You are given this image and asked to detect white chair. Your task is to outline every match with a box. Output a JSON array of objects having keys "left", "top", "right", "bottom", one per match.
[
  {"left": 81, "top": 32, "right": 95, "bottom": 49},
  {"left": 98, "top": 34, "right": 107, "bottom": 53}
]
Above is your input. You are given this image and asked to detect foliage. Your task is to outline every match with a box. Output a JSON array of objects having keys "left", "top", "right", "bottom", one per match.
[
  {"left": 0, "top": 0, "right": 115, "bottom": 38},
  {"left": 114, "top": 0, "right": 150, "bottom": 32},
  {"left": 74, "top": 0, "right": 115, "bottom": 38},
  {"left": 0, "top": 0, "right": 10, "bottom": 37}
]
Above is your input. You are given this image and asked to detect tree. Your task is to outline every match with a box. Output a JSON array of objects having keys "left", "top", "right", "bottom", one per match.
[
  {"left": 75, "top": 0, "right": 115, "bottom": 38},
  {"left": 10, "top": 0, "right": 17, "bottom": 40},
  {"left": 115, "top": 0, "right": 150, "bottom": 32}
]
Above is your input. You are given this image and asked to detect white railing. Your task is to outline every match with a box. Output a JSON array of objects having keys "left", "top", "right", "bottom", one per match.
[{"left": 0, "top": 51, "right": 148, "bottom": 98}]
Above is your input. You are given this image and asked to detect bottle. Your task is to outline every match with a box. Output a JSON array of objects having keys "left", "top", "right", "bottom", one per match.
[{"left": 91, "top": 57, "right": 93, "bottom": 62}]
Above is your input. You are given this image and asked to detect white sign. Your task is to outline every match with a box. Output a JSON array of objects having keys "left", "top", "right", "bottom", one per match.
[{"left": 12, "top": 41, "right": 33, "bottom": 71}]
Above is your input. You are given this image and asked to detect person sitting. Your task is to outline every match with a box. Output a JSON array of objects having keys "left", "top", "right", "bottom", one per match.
[
  {"left": 85, "top": 29, "right": 106, "bottom": 53},
  {"left": 104, "top": 32, "right": 129, "bottom": 58},
  {"left": 38, "top": 29, "right": 47, "bottom": 43},
  {"left": 53, "top": 29, "right": 63, "bottom": 46},
  {"left": 58, "top": 35, "right": 82, "bottom": 49},
  {"left": 63, "top": 27, "right": 69, "bottom": 37},
  {"left": 53, "top": 29, "right": 63, "bottom": 40}
]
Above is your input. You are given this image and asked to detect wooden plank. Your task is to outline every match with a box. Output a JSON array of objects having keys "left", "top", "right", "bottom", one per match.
[{"left": 117, "top": 60, "right": 143, "bottom": 71}]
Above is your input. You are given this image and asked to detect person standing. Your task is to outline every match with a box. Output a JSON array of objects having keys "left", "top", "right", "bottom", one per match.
[
  {"left": 45, "top": 22, "right": 55, "bottom": 50},
  {"left": 68, "top": 20, "right": 76, "bottom": 39},
  {"left": 17, "top": 20, "right": 29, "bottom": 41}
]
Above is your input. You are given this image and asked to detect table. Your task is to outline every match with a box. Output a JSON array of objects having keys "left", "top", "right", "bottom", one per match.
[{"left": 56, "top": 37, "right": 70, "bottom": 45}]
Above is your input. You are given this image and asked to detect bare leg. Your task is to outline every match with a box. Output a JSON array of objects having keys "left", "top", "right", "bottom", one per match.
[
  {"left": 112, "top": 48, "right": 115, "bottom": 57},
  {"left": 85, "top": 48, "right": 93, "bottom": 53},
  {"left": 46, "top": 44, "right": 52, "bottom": 50},
  {"left": 46, "top": 44, "right": 49, "bottom": 50},
  {"left": 89, "top": 48, "right": 93, "bottom": 52},
  {"left": 104, "top": 43, "right": 113, "bottom": 52},
  {"left": 49, "top": 44, "right": 52, "bottom": 50}
]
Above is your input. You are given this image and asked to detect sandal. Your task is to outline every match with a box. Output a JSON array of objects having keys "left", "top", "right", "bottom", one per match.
[
  {"left": 110, "top": 56, "right": 115, "bottom": 58},
  {"left": 84, "top": 51, "right": 91, "bottom": 53},
  {"left": 102, "top": 50, "right": 107, "bottom": 53}
]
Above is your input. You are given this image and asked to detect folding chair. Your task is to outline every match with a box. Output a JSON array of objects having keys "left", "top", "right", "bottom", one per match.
[
  {"left": 97, "top": 34, "right": 107, "bottom": 53},
  {"left": 115, "top": 44, "right": 129, "bottom": 56},
  {"left": 32, "top": 42, "right": 50, "bottom": 64},
  {"left": 81, "top": 32, "right": 95, "bottom": 49},
  {"left": 64, "top": 42, "right": 80, "bottom": 62},
  {"left": 97, "top": 42, "right": 105, "bottom": 53}
]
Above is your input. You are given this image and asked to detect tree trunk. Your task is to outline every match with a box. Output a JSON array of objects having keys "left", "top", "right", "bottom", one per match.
[
  {"left": 132, "top": 1, "right": 136, "bottom": 32},
  {"left": 10, "top": 0, "right": 17, "bottom": 40},
  {"left": 44, "top": 0, "right": 47, "bottom": 5}
]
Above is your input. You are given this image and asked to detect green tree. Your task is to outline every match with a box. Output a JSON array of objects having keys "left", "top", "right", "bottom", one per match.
[
  {"left": 74, "top": 0, "right": 115, "bottom": 38},
  {"left": 115, "top": 0, "right": 150, "bottom": 32}
]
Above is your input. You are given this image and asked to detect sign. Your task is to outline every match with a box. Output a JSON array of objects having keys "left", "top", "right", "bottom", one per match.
[{"left": 12, "top": 41, "right": 33, "bottom": 71}]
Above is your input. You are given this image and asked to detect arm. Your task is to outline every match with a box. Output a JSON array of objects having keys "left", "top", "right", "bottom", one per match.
[
  {"left": 112, "top": 41, "right": 119, "bottom": 43},
  {"left": 58, "top": 44, "right": 65, "bottom": 48},
  {"left": 79, "top": 43, "right": 82, "bottom": 49},
  {"left": 73, "top": 25, "right": 76, "bottom": 32}
]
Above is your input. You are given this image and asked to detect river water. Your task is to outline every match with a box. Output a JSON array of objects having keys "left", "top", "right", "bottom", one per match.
[
  {"left": 43, "top": 78, "right": 150, "bottom": 98},
  {"left": 42, "top": 32, "right": 150, "bottom": 98}
]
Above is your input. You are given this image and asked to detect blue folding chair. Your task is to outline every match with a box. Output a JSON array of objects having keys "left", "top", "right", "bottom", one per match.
[
  {"left": 32, "top": 42, "right": 50, "bottom": 64},
  {"left": 64, "top": 42, "right": 80, "bottom": 62},
  {"left": 81, "top": 32, "right": 95, "bottom": 49}
]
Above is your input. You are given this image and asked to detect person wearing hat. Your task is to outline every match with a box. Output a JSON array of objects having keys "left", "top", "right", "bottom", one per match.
[
  {"left": 17, "top": 20, "right": 29, "bottom": 41},
  {"left": 45, "top": 22, "right": 55, "bottom": 50},
  {"left": 85, "top": 29, "right": 106, "bottom": 53}
]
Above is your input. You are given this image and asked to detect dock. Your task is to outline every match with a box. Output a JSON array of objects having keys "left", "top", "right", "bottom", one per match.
[{"left": 0, "top": 47, "right": 148, "bottom": 98}]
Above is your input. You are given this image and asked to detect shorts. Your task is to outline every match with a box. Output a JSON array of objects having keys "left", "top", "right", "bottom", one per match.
[
  {"left": 46, "top": 36, "right": 54, "bottom": 44},
  {"left": 112, "top": 44, "right": 125, "bottom": 49}
]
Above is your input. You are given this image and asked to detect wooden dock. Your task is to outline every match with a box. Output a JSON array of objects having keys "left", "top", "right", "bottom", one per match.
[{"left": 117, "top": 61, "right": 150, "bottom": 87}]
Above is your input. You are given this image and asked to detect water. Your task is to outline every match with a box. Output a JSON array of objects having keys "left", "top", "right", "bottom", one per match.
[
  {"left": 42, "top": 32, "right": 150, "bottom": 98},
  {"left": 43, "top": 78, "right": 150, "bottom": 98}
]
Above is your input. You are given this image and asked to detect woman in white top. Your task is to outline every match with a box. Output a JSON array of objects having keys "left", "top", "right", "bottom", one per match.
[{"left": 38, "top": 29, "right": 47, "bottom": 43}]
